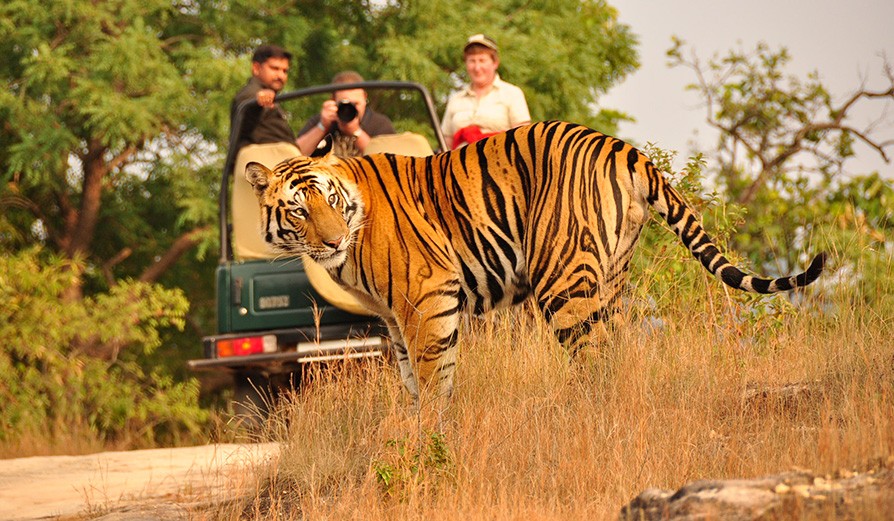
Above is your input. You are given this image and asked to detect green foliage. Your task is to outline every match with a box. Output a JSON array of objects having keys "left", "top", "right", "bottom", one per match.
[
  {"left": 3, "top": 1, "right": 198, "bottom": 177},
  {"left": 373, "top": 430, "right": 454, "bottom": 498},
  {"left": 0, "top": 248, "right": 209, "bottom": 445},
  {"left": 811, "top": 173, "right": 894, "bottom": 310},
  {"left": 287, "top": 0, "right": 639, "bottom": 133},
  {"left": 630, "top": 145, "right": 893, "bottom": 333},
  {"left": 626, "top": 143, "right": 830, "bottom": 345},
  {"left": 0, "top": 0, "right": 243, "bottom": 300}
]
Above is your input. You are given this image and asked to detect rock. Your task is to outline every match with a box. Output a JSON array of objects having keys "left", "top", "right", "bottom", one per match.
[{"left": 620, "top": 460, "right": 894, "bottom": 520}]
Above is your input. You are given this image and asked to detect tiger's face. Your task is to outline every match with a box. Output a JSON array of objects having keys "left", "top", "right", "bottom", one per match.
[{"left": 244, "top": 156, "right": 364, "bottom": 269}]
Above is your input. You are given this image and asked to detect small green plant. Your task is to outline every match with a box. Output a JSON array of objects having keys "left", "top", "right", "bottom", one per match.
[{"left": 372, "top": 430, "right": 454, "bottom": 498}]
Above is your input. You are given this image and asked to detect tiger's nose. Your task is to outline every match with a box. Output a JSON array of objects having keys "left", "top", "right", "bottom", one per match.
[{"left": 323, "top": 235, "right": 345, "bottom": 250}]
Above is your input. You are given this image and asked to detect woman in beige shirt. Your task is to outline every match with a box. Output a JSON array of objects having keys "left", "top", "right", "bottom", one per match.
[{"left": 441, "top": 34, "right": 531, "bottom": 148}]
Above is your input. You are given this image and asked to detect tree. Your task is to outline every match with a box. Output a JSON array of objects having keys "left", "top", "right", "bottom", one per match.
[
  {"left": 1, "top": 2, "right": 210, "bottom": 291},
  {"left": 667, "top": 40, "right": 894, "bottom": 271},
  {"left": 0, "top": 248, "right": 207, "bottom": 446},
  {"left": 279, "top": 0, "right": 639, "bottom": 133},
  {"left": 669, "top": 40, "right": 894, "bottom": 205}
]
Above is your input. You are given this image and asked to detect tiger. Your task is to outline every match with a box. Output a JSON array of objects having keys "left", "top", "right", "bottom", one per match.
[{"left": 245, "top": 120, "right": 825, "bottom": 408}]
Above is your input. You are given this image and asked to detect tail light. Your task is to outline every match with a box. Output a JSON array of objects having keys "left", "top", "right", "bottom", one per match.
[{"left": 216, "top": 335, "right": 277, "bottom": 358}]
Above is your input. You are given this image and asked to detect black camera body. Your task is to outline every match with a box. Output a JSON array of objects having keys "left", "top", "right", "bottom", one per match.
[{"left": 336, "top": 100, "right": 359, "bottom": 123}]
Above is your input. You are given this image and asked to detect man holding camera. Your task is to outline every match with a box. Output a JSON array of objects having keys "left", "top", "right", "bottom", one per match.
[{"left": 296, "top": 71, "right": 395, "bottom": 157}]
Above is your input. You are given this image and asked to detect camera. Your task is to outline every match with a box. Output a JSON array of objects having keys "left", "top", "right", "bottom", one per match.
[{"left": 336, "top": 100, "right": 359, "bottom": 123}]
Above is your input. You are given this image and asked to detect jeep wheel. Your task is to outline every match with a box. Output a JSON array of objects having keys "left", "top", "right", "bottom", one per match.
[{"left": 232, "top": 372, "right": 272, "bottom": 429}]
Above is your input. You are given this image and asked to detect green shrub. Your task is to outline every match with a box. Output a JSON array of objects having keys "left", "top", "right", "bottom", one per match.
[{"left": 0, "top": 247, "right": 209, "bottom": 447}]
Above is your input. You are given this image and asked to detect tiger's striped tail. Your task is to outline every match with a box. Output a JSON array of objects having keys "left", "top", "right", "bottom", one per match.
[{"left": 638, "top": 159, "right": 826, "bottom": 294}]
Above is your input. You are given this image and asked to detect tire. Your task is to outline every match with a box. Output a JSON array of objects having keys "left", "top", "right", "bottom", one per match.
[
  {"left": 232, "top": 372, "right": 272, "bottom": 429},
  {"left": 231, "top": 369, "right": 304, "bottom": 430}
]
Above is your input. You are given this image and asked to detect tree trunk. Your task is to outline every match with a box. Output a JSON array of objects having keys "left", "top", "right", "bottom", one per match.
[{"left": 66, "top": 139, "right": 108, "bottom": 260}]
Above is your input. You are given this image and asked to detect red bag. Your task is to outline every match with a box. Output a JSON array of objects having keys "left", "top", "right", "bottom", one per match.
[{"left": 452, "top": 125, "right": 498, "bottom": 149}]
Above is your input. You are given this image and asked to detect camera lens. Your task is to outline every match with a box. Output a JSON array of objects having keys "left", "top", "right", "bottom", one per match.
[{"left": 336, "top": 100, "right": 358, "bottom": 123}]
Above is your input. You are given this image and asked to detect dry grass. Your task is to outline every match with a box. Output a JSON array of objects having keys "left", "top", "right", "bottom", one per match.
[{"left": 212, "top": 273, "right": 894, "bottom": 520}]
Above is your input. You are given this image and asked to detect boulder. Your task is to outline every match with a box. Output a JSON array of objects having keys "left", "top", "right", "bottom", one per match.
[{"left": 620, "top": 459, "right": 894, "bottom": 520}]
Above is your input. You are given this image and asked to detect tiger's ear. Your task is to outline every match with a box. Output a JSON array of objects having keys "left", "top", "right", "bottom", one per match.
[
  {"left": 244, "top": 162, "right": 273, "bottom": 197},
  {"left": 322, "top": 150, "right": 341, "bottom": 166}
]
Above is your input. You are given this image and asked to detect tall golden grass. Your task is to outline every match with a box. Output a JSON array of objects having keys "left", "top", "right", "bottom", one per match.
[{"left": 218, "top": 253, "right": 894, "bottom": 520}]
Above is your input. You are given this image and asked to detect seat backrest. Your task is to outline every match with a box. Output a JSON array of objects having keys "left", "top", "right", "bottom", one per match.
[
  {"left": 232, "top": 142, "right": 302, "bottom": 260},
  {"left": 365, "top": 132, "right": 434, "bottom": 157}
]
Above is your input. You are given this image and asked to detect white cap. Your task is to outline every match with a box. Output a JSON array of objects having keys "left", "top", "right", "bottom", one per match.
[{"left": 464, "top": 34, "right": 498, "bottom": 53}]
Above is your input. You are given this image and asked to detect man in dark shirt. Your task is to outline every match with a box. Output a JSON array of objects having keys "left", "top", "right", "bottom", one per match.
[
  {"left": 296, "top": 71, "right": 395, "bottom": 157},
  {"left": 230, "top": 45, "right": 298, "bottom": 152}
]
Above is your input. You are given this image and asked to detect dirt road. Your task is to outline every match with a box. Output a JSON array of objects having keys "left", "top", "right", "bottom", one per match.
[{"left": 0, "top": 443, "right": 278, "bottom": 520}]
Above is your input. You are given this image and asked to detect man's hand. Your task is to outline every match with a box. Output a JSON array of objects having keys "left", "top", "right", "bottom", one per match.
[
  {"left": 320, "top": 100, "right": 338, "bottom": 129},
  {"left": 338, "top": 115, "right": 361, "bottom": 137},
  {"left": 256, "top": 88, "right": 277, "bottom": 108}
]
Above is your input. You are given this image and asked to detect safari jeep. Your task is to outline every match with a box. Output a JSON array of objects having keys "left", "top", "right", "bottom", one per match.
[{"left": 188, "top": 81, "right": 447, "bottom": 411}]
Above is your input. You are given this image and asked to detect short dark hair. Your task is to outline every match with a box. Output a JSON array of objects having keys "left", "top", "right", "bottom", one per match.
[{"left": 252, "top": 45, "right": 292, "bottom": 64}]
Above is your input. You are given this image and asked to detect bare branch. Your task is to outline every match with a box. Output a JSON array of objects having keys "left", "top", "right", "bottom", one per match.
[
  {"left": 138, "top": 226, "right": 211, "bottom": 283},
  {"left": 833, "top": 85, "right": 894, "bottom": 125},
  {"left": 101, "top": 248, "right": 133, "bottom": 287},
  {"left": 791, "top": 122, "right": 892, "bottom": 163},
  {"left": 106, "top": 146, "right": 138, "bottom": 173},
  {"left": 709, "top": 119, "right": 763, "bottom": 162}
]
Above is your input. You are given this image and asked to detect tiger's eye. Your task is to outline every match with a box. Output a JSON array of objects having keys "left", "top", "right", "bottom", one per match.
[
  {"left": 328, "top": 193, "right": 338, "bottom": 206},
  {"left": 291, "top": 208, "right": 308, "bottom": 219}
]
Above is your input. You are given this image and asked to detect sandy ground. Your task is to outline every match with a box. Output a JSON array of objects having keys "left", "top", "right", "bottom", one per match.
[{"left": 0, "top": 443, "right": 279, "bottom": 520}]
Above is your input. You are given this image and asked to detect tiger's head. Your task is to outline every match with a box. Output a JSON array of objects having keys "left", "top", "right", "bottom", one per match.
[{"left": 244, "top": 155, "right": 364, "bottom": 269}]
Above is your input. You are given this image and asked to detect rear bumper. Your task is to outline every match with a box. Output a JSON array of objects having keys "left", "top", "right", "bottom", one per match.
[{"left": 191, "top": 323, "right": 387, "bottom": 372}]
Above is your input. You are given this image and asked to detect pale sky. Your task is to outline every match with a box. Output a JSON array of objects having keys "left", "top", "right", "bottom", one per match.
[{"left": 601, "top": 0, "right": 894, "bottom": 179}]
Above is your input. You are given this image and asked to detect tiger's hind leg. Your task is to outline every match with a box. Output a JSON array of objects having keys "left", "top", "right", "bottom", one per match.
[
  {"left": 533, "top": 221, "right": 641, "bottom": 358},
  {"left": 537, "top": 290, "right": 624, "bottom": 359}
]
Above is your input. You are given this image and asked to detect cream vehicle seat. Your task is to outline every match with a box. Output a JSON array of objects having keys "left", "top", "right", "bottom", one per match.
[{"left": 364, "top": 132, "right": 434, "bottom": 157}]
